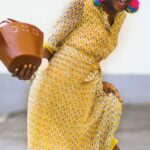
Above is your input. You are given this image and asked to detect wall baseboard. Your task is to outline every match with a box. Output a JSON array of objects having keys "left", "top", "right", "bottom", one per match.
[{"left": 0, "top": 73, "right": 150, "bottom": 115}]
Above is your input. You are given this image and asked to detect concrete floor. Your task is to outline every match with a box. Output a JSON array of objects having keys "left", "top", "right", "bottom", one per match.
[{"left": 0, "top": 104, "right": 150, "bottom": 150}]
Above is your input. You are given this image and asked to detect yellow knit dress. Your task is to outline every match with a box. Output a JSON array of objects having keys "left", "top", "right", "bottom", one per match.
[{"left": 27, "top": 0, "right": 126, "bottom": 149}]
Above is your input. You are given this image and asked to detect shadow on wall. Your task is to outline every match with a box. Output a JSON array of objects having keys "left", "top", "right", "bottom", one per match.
[{"left": 0, "top": 73, "right": 150, "bottom": 115}]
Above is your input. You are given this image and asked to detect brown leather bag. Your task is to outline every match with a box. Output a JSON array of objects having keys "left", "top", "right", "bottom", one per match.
[{"left": 0, "top": 18, "right": 43, "bottom": 73}]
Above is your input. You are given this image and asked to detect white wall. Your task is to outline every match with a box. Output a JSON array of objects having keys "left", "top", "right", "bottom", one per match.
[
  {"left": 0, "top": 0, "right": 149, "bottom": 74},
  {"left": 101, "top": 0, "right": 150, "bottom": 75}
]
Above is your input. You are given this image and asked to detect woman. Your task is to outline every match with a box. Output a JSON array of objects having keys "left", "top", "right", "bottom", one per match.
[{"left": 12, "top": 0, "right": 140, "bottom": 149}]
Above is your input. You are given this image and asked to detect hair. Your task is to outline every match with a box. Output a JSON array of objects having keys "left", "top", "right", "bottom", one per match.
[{"left": 93, "top": 0, "right": 140, "bottom": 13}]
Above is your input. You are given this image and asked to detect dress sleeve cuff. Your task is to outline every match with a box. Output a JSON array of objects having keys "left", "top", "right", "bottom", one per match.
[{"left": 43, "top": 43, "right": 55, "bottom": 55}]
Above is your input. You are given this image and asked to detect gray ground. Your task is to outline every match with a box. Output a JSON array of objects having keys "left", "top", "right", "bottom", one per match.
[{"left": 0, "top": 104, "right": 150, "bottom": 150}]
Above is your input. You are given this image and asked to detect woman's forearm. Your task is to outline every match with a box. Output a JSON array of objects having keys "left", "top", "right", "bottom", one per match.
[{"left": 41, "top": 47, "right": 54, "bottom": 61}]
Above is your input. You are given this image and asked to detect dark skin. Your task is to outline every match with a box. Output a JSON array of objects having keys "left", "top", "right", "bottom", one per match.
[
  {"left": 11, "top": 0, "right": 130, "bottom": 149},
  {"left": 104, "top": 0, "right": 132, "bottom": 26},
  {"left": 12, "top": 0, "right": 131, "bottom": 81},
  {"left": 102, "top": 1, "right": 125, "bottom": 104},
  {"left": 102, "top": 1, "right": 131, "bottom": 149},
  {"left": 12, "top": 1, "right": 130, "bottom": 148},
  {"left": 11, "top": 47, "right": 53, "bottom": 80},
  {"left": 102, "top": 0, "right": 131, "bottom": 103}
]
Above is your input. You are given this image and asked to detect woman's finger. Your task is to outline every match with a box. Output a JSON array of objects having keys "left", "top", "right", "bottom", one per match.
[
  {"left": 12, "top": 68, "right": 19, "bottom": 77},
  {"left": 18, "top": 64, "right": 28, "bottom": 79},
  {"left": 118, "top": 96, "right": 123, "bottom": 103},
  {"left": 27, "top": 65, "right": 37, "bottom": 80},
  {"left": 113, "top": 90, "right": 123, "bottom": 103},
  {"left": 103, "top": 82, "right": 123, "bottom": 103},
  {"left": 31, "top": 65, "right": 36, "bottom": 74},
  {"left": 24, "top": 64, "right": 33, "bottom": 79}
]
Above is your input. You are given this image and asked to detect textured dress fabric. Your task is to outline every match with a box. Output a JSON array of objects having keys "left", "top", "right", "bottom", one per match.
[{"left": 27, "top": 0, "right": 126, "bottom": 149}]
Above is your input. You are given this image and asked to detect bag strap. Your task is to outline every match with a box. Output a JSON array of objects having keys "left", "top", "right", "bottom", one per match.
[
  {"left": 0, "top": 18, "right": 18, "bottom": 25},
  {"left": 7, "top": 18, "right": 18, "bottom": 22}
]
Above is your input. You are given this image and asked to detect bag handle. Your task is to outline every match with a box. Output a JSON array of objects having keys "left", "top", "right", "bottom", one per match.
[{"left": 0, "top": 18, "right": 18, "bottom": 25}]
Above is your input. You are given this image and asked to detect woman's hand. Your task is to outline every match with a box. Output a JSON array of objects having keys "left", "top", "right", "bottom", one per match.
[
  {"left": 11, "top": 46, "right": 52, "bottom": 81},
  {"left": 102, "top": 81, "right": 123, "bottom": 103},
  {"left": 12, "top": 64, "right": 37, "bottom": 80}
]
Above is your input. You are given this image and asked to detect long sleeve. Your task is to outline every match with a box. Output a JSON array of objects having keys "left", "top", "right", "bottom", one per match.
[{"left": 43, "top": 0, "right": 85, "bottom": 55}]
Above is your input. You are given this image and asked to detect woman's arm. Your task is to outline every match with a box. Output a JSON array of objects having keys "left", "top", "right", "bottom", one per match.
[
  {"left": 43, "top": 0, "right": 85, "bottom": 55},
  {"left": 11, "top": 0, "right": 85, "bottom": 80},
  {"left": 41, "top": 47, "right": 54, "bottom": 61}
]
